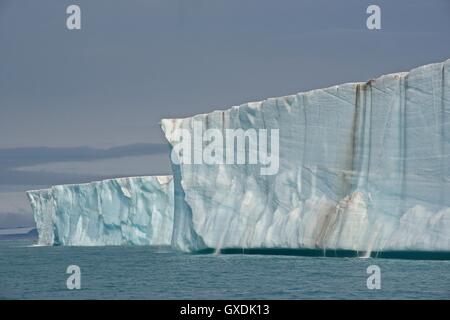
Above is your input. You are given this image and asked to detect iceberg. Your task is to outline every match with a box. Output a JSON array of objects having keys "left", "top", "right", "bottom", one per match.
[
  {"left": 27, "top": 59, "right": 450, "bottom": 255},
  {"left": 161, "top": 59, "right": 450, "bottom": 253},
  {"left": 27, "top": 176, "right": 174, "bottom": 246}
]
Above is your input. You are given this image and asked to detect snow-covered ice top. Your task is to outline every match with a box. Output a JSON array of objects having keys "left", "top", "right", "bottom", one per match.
[
  {"left": 27, "top": 176, "right": 174, "bottom": 246},
  {"left": 162, "top": 59, "right": 450, "bottom": 253}
]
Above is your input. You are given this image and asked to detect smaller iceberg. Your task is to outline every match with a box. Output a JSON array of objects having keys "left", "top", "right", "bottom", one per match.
[{"left": 27, "top": 176, "right": 174, "bottom": 246}]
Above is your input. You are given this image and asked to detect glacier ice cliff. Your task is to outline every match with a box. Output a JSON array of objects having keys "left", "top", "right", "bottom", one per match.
[
  {"left": 161, "top": 59, "right": 450, "bottom": 253},
  {"left": 26, "top": 59, "right": 450, "bottom": 255},
  {"left": 27, "top": 176, "right": 174, "bottom": 246}
]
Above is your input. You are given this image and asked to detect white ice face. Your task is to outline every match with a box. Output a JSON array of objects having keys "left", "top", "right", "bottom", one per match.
[
  {"left": 27, "top": 60, "right": 450, "bottom": 253},
  {"left": 162, "top": 59, "right": 450, "bottom": 253},
  {"left": 27, "top": 176, "right": 174, "bottom": 246}
]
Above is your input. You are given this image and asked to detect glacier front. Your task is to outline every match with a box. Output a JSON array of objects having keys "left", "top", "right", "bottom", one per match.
[
  {"left": 162, "top": 59, "right": 450, "bottom": 254},
  {"left": 27, "top": 176, "right": 174, "bottom": 246}
]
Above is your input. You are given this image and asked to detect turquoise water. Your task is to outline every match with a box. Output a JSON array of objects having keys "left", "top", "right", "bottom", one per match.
[{"left": 0, "top": 239, "right": 449, "bottom": 299}]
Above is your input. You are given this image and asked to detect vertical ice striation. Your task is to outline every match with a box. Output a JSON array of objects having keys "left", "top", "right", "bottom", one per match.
[
  {"left": 27, "top": 176, "right": 174, "bottom": 246},
  {"left": 27, "top": 189, "right": 56, "bottom": 246},
  {"left": 161, "top": 59, "right": 450, "bottom": 253}
]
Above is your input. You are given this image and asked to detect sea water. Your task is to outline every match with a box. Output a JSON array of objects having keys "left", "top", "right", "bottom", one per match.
[{"left": 0, "top": 239, "right": 448, "bottom": 299}]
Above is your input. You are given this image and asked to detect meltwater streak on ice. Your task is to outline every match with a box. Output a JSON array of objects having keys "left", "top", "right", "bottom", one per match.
[
  {"left": 161, "top": 59, "right": 450, "bottom": 253},
  {"left": 27, "top": 176, "right": 174, "bottom": 246}
]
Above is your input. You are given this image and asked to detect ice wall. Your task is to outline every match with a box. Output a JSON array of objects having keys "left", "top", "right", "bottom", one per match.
[
  {"left": 162, "top": 60, "right": 450, "bottom": 253},
  {"left": 27, "top": 189, "right": 56, "bottom": 246},
  {"left": 27, "top": 176, "right": 174, "bottom": 246}
]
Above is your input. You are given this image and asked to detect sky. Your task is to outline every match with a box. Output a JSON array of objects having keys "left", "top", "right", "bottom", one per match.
[{"left": 0, "top": 0, "right": 449, "bottom": 228}]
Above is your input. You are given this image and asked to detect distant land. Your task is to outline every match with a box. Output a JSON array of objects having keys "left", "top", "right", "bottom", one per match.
[{"left": 0, "top": 227, "right": 38, "bottom": 240}]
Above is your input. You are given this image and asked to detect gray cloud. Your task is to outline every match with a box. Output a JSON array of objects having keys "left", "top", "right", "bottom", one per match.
[
  {"left": 0, "top": 212, "right": 34, "bottom": 229},
  {"left": 0, "top": 143, "right": 168, "bottom": 169},
  {"left": 0, "top": 143, "right": 169, "bottom": 185},
  {"left": 0, "top": 170, "right": 113, "bottom": 186}
]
